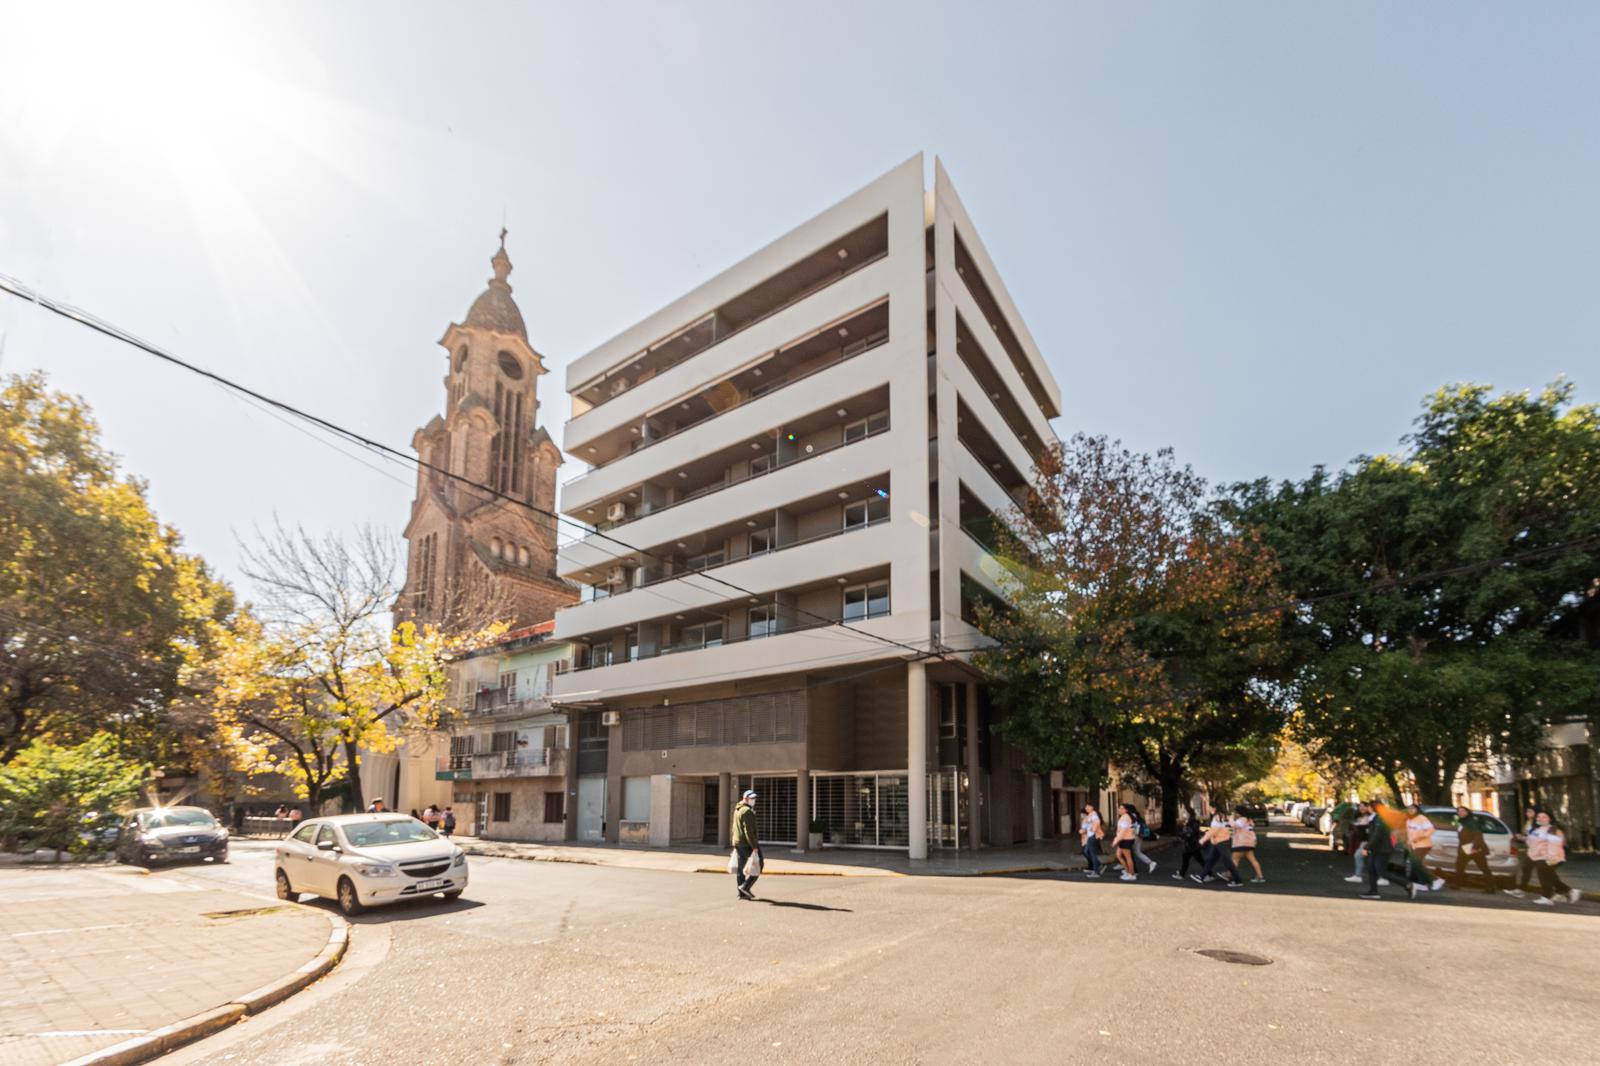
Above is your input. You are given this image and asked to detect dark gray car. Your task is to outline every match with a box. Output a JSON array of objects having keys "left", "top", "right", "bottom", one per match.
[{"left": 116, "top": 806, "right": 229, "bottom": 866}]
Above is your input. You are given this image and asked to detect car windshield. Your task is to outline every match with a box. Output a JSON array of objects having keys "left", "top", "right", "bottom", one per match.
[
  {"left": 140, "top": 809, "right": 218, "bottom": 829},
  {"left": 342, "top": 819, "right": 439, "bottom": 848}
]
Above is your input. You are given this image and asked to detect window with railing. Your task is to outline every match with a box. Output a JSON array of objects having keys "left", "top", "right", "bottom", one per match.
[{"left": 843, "top": 580, "right": 890, "bottom": 622}]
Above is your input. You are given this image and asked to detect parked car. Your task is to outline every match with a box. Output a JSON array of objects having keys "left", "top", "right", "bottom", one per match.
[
  {"left": 116, "top": 806, "right": 229, "bottom": 866},
  {"left": 1288, "top": 801, "right": 1310, "bottom": 822},
  {"left": 1301, "top": 806, "right": 1326, "bottom": 828},
  {"left": 1386, "top": 807, "right": 1515, "bottom": 886},
  {"left": 1238, "top": 803, "right": 1267, "bottom": 826},
  {"left": 274, "top": 813, "right": 468, "bottom": 916}
]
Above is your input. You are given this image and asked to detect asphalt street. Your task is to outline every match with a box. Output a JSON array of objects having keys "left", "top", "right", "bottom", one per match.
[{"left": 156, "top": 818, "right": 1600, "bottom": 1065}]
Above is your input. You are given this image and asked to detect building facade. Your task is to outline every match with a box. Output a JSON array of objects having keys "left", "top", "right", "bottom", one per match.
[
  {"left": 394, "top": 233, "right": 577, "bottom": 632},
  {"left": 551, "top": 156, "right": 1062, "bottom": 858},
  {"left": 434, "top": 621, "right": 584, "bottom": 841}
]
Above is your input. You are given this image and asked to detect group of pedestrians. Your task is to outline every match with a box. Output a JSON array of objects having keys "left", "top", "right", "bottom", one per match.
[
  {"left": 410, "top": 804, "right": 457, "bottom": 837},
  {"left": 1077, "top": 802, "right": 1266, "bottom": 885},
  {"left": 1339, "top": 799, "right": 1584, "bottom": 907}
]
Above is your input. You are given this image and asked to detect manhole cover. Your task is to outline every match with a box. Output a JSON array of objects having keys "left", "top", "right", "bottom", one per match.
[{"left": 1195, "top": 949, "right": 1272, "bottom": 966}]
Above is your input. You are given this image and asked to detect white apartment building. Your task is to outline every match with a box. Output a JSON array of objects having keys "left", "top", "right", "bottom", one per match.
[{"left": 551, "top": 155, "right": 1062, "bottom": 858}]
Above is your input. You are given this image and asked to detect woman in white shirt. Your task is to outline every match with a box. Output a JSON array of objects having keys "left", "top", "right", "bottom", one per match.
[
  {"left": 1113, "top": 804, "right": 1139, "bottom": 881},
  {"left": 1527, "top": 812, "right": 1581, "bottom": 906},
  {"left": 1231, "top": 806, "right": 1265, "bottom": 883}
]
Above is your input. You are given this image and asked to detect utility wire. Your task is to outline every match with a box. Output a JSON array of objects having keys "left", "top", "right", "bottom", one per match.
[{"left": 0, "top": 274, "right": 927, "bottom": 661}]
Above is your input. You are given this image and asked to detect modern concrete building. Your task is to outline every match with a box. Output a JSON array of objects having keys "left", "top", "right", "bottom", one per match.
[{"left": 551, "top": 156, "right": 1062, "bottom": 858}]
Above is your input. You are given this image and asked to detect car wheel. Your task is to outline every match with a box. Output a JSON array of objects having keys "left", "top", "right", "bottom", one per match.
[
  {"left": 337, "top": 877, "right": 365, "bottom": 916},
  {"left": 442, "top": 889, "right": 464, "bottom": 900},
  {"left": 275, "top": 869, "right": 299, "bottom": 902}
]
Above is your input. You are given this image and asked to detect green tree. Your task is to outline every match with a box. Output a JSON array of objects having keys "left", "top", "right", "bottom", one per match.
[
  {"left": 0, "top": 372, "right": 233, "bottom": 763},
  {"left": 975, "top": 435, "right": 1289, "bottom": 829},
  {"left": 1229, "top": 382, "right": 1600, "bottom": 802},
  {"left": 0, "top": 734, "right": 149, "bottom": 855}
]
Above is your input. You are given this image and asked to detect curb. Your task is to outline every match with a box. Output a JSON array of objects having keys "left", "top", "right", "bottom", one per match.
[{"left": 61, "top": 909, "right": 349, "bottom": 1066}]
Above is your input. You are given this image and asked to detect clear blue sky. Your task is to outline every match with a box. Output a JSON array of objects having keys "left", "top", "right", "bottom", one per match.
[{"left": 3, "top": 2, "right": 1597, "bottom": 595}]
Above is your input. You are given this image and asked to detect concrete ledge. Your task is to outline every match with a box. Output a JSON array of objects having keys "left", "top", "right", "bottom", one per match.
[{"left": 62, "top": 908, "right": 349, "bottom": 1066}]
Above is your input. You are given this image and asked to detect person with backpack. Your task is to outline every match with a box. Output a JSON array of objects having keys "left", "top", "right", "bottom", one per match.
[
  {"left": 1526, "top": 812, "right": 1581, "bottom": 907},
  {"left": 1078, "top": 803, "right": 1105, "bottom": 878},
  {"left": 1200, "top": 811, "right": 1242, "bottom": 887},
  {"left": 731, "top": 790, "right": 762, "bottom": 900},
  {"left": 441, "top": 807, "right": 457, "bottom": 838},
  {"left": 1127, "top": 807, "right": 1158, "bottom": 875}
]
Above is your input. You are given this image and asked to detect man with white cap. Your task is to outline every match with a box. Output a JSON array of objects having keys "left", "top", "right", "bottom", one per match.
[{"left": 732, "top": 789, "right": 762, "bottom": 900}]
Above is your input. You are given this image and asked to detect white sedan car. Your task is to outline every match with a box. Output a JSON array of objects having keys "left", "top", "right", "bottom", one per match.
[{"left": 274, "top": 814, "right": 469, "bottom": 916}]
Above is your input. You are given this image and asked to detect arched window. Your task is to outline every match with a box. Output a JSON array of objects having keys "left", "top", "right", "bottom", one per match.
[
  {"left": 453, "top": 345, "right": 468, "bottom": 373},
  {"left": 491, "top": 536, "right": 503, "bottom": 558},
  {"left": 518, "top": 545, "right": 530, "bottom": 566}
]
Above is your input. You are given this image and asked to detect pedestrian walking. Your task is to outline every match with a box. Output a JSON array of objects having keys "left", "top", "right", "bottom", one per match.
[
  {"left": 1200, "top": 812, "right": 1242, "bottom": 886},
  {"left": 288, "top": 807, "right": 303, "bottom": 823},
  {"left": 1504, "top": 806, "right": 1541, "bottom": 898},
  {"left": 1079, "top": 803, "right": 1105, "bottom": 877},
  {"left": 1448, "top": 806, "right": 1496, "bottom": 894},
  {"left": 731, "top": 790, "right": 763, "bottom": 900},
  {"left": 410, "top": 808, "right": 421, "bottom": 821},
  {"left": 1128, "top": 808, "right": 1158, "bottom": 875},
  {"left": 1344, "top": 801, "right": 1380, "bottom": 884},
  {"left": 366, "top": 796, "right": 386, "bottom": 813},
  {"left": 1359, "top": 801, "right": 1401, "bottom": 899},
  {"left": 1173, "top": 806, "right": 1205, "bottom": 882},
  {"left": 442, "top": 807, "right": 456, "bottom": 837},
  {"left": 1403, "top": 803, "right": 1447, "bottom": 893},
  {"left": 1113, "top": 804, "right": 1139, "bottom": 881},
  {"left": 423, "top": 805, "right": 440, "bottom": 829},
  {"left": 1232, "top": 806, "right": 1265, "bottom": 883},
  {"left": 1526, "top": 813, "right": 1581, "bottom": 907}
]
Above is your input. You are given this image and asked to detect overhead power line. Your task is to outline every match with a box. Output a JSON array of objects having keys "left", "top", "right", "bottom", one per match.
[{"left": 0, "top": 273, "right": 927, "bottom": 661}]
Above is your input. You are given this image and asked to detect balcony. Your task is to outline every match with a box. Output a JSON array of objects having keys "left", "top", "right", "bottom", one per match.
[
  {"left": 558, "top": 491, "right": 893, "bottom": 636},
  {"left": 569, "top": 215, "right": 889, "bottom": 419},
  {"left": 435, "top": 748, "right": 567, "bottom": 781},
  {"left": 573, "top": 300, "right": 889, "bottom": 474},
  {"left": 463, "top": 688, "right": 555, "bottom": 721},
  {"left": 560, "top": 382, "right": 889, "bottom": 557}
]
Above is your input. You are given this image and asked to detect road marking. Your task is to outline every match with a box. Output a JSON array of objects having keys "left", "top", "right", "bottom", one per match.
[{"left": 10, "top": 923, "right": 132, "bottom": 937}]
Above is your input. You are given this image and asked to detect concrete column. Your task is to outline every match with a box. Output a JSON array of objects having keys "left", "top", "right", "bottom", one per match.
[
  {"left": 716, "top": 772, "right": 732, "bottom": 849},
  {"left": 605, "top": 720, "right": 622, "bottom": 844},
  {"left": 964, "top": 681, "right": 980, "bottom": 851},
  {"left": 794, "top": 766, "right": 811, "bottom": 854},
  {"left": 908, "top": 660, "right": 928, "bottom": 860},
  {"left": 563, "top": 711, "right": 580, "bottom": 843}
]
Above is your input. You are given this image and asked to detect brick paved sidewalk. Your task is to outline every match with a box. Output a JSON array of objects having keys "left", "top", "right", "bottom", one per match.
[{"left": 0, "top": 866, "right": 332, "bottom": 1066}]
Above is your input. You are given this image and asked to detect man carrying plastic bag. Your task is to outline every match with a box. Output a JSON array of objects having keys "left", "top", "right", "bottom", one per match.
[{"left": 730, "top": 789, "right": 763, "bottom": 900}]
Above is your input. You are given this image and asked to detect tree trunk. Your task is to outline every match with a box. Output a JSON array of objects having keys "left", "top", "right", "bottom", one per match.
[
  {"left": 1381, "top": 768, "right": 1405, "bottom": 807},
  {"left": 1158, "top": 760, "right": 1184, "bottom": 832},
  {"left": 343, "top": 739, "right": 364, "bottom": 814}
]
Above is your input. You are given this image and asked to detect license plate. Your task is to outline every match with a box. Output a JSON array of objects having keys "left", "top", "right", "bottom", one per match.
[
  {"left": 178, "top": 846, "right": 201, "bottom": 854},
  {"left": 415, "top": 878, "right": 447, "bottom": 891}
]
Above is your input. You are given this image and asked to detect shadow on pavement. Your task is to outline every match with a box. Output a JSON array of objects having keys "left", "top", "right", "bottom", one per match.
[
  {"left": 299, "top": 894, "right": 487, "bottom": 923},
  {"left": 754, "top": 898, "right": 853, "bottom": 913}
]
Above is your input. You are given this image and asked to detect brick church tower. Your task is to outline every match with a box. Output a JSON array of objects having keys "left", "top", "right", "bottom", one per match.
[{"left": 395, "top": 232, "right": 577, "bottom": 631}]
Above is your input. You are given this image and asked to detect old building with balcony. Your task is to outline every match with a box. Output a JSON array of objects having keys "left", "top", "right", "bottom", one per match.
[
  {"left": 552, "top": 156, "right": 1063, "bottom": 858},
  {"left": 434, "top": 620, "right": 591, "bottom": 842}
]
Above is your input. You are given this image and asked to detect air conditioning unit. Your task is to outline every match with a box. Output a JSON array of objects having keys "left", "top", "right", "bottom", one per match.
[
  {"left": 607, "top": 565, "right": 630, "bottom": 587},
  {"left": 601, "top": 710, "right": 621, "bottom": 727},
  {"left": 606, "top": 501, "right": 630, "bottom": 523}
]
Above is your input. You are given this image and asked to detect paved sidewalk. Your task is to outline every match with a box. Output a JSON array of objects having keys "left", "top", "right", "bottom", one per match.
[
  {"left": 457, "top": 833, "right": 1178, "bottom": 877},
  {"left": 0, "top": 865, "right": 334, "bottom": 1066}
]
